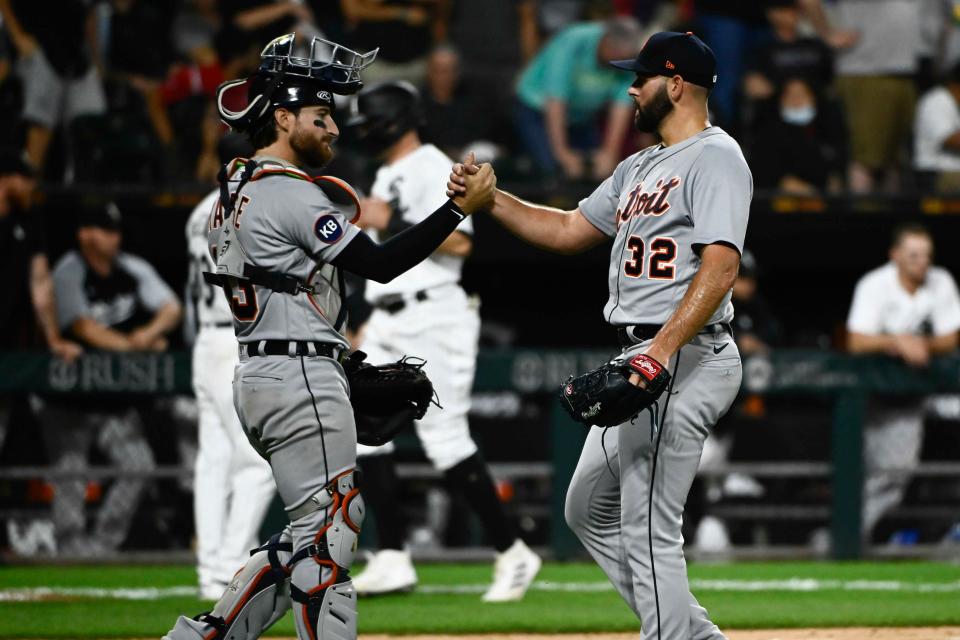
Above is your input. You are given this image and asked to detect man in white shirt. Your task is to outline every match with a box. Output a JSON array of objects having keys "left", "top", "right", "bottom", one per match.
[
  {"left": 846, "top": 223, "right": 960, "bottom": 541},
  {"left": 914, "top": 62, "right": 960, "bottom": 192},
  {"left": 345, "top": 81, "right": 541, "bottom": 601}
]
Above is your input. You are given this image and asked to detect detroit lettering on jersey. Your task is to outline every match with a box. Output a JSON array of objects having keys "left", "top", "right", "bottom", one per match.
[
  {"left": 616, "top": 176, "right": 681, "bottom": 228},
  {"left": 578, "top": 127, "right": 752, "bottom": 327}
]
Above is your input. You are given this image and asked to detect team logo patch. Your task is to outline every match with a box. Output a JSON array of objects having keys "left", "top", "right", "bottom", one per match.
[{"left": 314, "top": 214, "right": 344, "bottom": 243}]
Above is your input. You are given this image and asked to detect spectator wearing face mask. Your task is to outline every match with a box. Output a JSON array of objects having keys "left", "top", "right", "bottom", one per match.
[{"left": 749, "top": 76, "right": 847, "bottom": 193}]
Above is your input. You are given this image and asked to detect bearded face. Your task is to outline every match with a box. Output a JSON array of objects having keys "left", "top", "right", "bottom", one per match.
[
  {"left": 289, "top": 111, "right": 337, "bottom": 167},
  {"left": 634, "top": 79, "right": 674, "bottom": 133}
]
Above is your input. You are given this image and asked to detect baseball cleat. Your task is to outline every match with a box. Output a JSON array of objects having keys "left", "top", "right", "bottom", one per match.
[
  {"left": 352, "top": 549, "right": 418, "bottom": 596},
  {"left": 481, "top": 539, "right": 542, "bottom": 602}
]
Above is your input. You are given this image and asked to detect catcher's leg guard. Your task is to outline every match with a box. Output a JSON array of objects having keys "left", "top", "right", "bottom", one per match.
[
  {"left": 162, "top": 531, "right": 293, "bottom": 640},
  {"left": 288, "top": 470, "right": 364, "bottom": 640}
]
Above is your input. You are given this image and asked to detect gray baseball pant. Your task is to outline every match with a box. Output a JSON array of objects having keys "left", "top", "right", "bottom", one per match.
[{"left": 565, "top": 332, "right": 741, "bottom": 640}]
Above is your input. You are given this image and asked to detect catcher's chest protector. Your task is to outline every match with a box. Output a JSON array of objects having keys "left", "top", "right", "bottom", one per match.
[{"left": 208, "top": 159, "right": 361, "bottom": 336}]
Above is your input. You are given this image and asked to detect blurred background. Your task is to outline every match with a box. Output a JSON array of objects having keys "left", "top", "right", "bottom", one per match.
[{"left": 1, "top": 0, "right": 960, "bottom": 565}]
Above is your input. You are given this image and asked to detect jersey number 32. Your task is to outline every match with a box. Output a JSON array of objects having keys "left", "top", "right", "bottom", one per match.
[{"left": 623, "top": 235, "right": 677, "bottom": 280}]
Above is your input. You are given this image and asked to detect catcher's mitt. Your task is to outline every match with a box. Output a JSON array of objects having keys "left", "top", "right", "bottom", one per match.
[
  {"left": 343, "top": 350, "right": 436, "bottom": 446},
  {"left": 559, "top": 353, "right": 671, "bottom": 427}
]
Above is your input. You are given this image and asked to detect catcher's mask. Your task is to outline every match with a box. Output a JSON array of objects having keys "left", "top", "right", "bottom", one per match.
[
  {"left": 346, "top": 80, "right": 425, "bottom": 155},
  {"left": 216, "top": 33, "right": 378, "bottom": 133}
]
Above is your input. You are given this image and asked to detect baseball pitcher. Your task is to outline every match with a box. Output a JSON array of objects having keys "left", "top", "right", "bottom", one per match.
[{"left": 449, "top": 32, "right": 751, "bottom": 640}]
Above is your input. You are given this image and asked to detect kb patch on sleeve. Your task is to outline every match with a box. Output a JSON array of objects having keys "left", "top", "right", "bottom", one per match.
[{"left": 314, "top": 214, "right": 344, "bottom": 243}]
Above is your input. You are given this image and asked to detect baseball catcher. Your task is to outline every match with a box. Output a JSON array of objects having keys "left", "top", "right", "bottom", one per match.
[{"left": 163, "top": 30, "right": 494, "bottom": 640}]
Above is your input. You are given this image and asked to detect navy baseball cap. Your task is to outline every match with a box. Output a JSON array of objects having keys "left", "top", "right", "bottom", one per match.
[{"left": 610, "top": 31, "right": 717, "bottom": 89}]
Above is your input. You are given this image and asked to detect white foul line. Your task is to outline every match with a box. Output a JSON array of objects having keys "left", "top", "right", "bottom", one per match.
[{"left": 1, "top": 579, "right": 959, "bottom": 601}]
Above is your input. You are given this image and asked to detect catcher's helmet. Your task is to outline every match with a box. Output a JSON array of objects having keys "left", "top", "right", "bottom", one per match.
[
  {"left": 346, "top": 81, "right": 425, "bottom": 154},
  {"left": 216, "top": 33, "right": 378, "bottom": 133}
]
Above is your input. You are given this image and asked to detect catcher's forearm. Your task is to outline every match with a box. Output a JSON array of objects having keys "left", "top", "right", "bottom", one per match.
[
  {"left": 648, "top": 244, "right": 739, "bottom": 362},
  {"left": 334, "top": 200, "right": 465, "bottom": 283}
]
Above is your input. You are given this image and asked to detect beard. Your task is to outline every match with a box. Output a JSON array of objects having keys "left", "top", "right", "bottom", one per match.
[
  {"left": 634, "top": 83, "right": 674, "bottom": 133},
  {"left": 290, "top": 124, "right": 335, "bottom": 167}
]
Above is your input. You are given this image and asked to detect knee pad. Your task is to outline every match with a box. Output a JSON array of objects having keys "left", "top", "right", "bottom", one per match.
[
  {"left": 163, "top": 532, "right": 293, "bottom": 640},
  {"left": 288, "top": 470, "right": 365, "bottom": 640}
]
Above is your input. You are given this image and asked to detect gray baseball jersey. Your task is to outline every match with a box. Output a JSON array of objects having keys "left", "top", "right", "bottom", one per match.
[
  {"left": 578, "top": 127, "right": 752, "bottom": 327},
  {"left": 208, "top": 156, "right": 361, "bottom": 349},
  {"left": 566, "top": 127, "right": 751, "bottom": 640}
]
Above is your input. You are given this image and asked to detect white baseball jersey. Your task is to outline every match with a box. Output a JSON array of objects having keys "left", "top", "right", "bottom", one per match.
[
  {"left": 187, "top": 189, "right": 234, "bottom": 326},
  {"left": 364, "top": 144, "right": 473, "bottom": 301},
  {"left": 847, "top": 262, "right": 960, "bottom": 336}
]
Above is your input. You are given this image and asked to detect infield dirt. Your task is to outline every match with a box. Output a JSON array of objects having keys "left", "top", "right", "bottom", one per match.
[{"left": 360, "top": 630, "right": 960, "bottom": 640}]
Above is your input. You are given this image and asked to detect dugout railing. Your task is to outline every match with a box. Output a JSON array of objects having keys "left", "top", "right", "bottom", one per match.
[{"left": 2, "top": 350, "right": 960, "bottom": 561}]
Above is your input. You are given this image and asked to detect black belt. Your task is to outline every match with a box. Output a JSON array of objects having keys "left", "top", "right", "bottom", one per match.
[
  {"left": 616, "top": 322, "right": 733, "bottom": 347},
  {"left": 239, "top": 340, "right": 341, "bottom": 358},
  {"left": 201, "top": 321, "right": 233, "bottom": 329},
  {"left": 374, "top": 289, "right": 430, "bottom": 314}
]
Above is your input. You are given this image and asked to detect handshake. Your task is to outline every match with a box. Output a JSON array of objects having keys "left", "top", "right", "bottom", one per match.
[{"left": 446, "top": 151, "right": 497, "bottom": 216}]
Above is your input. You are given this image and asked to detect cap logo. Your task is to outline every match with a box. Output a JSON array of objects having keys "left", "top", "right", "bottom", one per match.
[
  {"left": 317, "top": 90, "right": 332, "bottom": 102},
  {"left": 665, "top": 60, "right": 675, "bottom": 70}
]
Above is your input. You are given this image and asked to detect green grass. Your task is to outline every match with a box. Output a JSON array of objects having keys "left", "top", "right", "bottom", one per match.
[{"left": 1, "top": 561, "right": 959, "bottom": 637}]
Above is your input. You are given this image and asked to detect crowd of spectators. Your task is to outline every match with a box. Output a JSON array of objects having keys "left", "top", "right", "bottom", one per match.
[
  {"left": 0, "top": 0, "right": 954, "bottom": 192},
  {"left": 2, "top": 0, "right": 960, "bottom": 557}
]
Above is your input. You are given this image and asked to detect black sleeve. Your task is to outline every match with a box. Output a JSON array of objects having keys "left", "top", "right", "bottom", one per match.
[
  {"left": 385, "top": 207, "right": 472, "bottom": 239},
  {"left": 332, "top": 199, "right": 465, "bottom": 283}
]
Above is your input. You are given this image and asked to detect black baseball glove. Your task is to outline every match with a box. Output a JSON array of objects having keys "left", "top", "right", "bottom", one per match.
[
  {"left": 343, "top": 350, "right": 436, "bottom": 446},
  {"left": 559, "top": 353, "right": 671, "bottom": 427}
]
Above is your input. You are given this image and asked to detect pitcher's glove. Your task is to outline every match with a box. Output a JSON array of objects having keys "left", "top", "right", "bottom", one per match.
[
  {"left": 559, "top": 353, "right": 671, "bottom": 427},
  {"left": 343, "top": 351, "right": 436, "bottom": 446}
]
